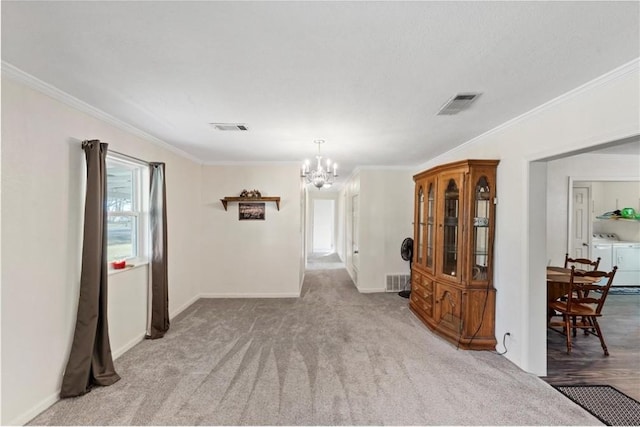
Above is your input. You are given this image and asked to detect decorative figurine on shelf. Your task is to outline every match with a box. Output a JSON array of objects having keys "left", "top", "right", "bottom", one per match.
[{"left": 240, "top": 189, "right": 262, "bottom": 198}]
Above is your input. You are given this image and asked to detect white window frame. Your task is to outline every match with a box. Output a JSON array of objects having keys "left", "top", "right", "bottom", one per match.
[{"left": 106, "top": 153, "right": 149, "bottom": 266}]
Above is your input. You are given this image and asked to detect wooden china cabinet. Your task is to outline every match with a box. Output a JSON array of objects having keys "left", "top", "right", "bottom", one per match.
[{"left": 410, "top": 159, "right": 499, "bottom": 350}]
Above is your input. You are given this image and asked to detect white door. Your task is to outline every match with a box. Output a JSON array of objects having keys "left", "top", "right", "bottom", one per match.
[
  {"left": 312, "top": 199, "right": 334, "bottom": 252},
  {"left": 571, "top": 187, "right": 590, "bottom": 258}
]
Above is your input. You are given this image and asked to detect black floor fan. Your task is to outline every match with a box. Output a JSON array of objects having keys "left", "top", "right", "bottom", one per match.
[{"left": 398, "top": 237, "right": 413, "bottom": 298}]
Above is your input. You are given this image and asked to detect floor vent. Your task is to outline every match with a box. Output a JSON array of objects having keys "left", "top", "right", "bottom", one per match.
[{"left": 386, "top": 274, "right": 410, "bottom": 292}]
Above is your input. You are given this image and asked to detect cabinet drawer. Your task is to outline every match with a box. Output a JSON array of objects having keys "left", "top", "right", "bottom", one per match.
[
  {"left": 422, "top": 276, "right": 434, "bottom": 294},
  {"left": 410, "top": 275, "right": 434, "bottom": 317},
  {"left": 411, "top": 271, "right": 423, "bottom": 294},
  {"left": 410, "top": 291, "right": 433, "bottom": 318}
]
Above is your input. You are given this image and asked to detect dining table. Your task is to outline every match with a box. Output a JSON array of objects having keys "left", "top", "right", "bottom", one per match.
[
  {"left": 546, "top": 266, "right": 601, "bottom": 300},
  {"left": 546, "top": 266, "right": 601, "bottom": 320}
]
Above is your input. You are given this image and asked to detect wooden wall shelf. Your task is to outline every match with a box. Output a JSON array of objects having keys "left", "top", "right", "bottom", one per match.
[{"left": 220, "top": 196, "right": 281, "bottom": 211}]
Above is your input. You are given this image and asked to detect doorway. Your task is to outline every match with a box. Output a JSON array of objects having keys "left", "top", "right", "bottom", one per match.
[
  {"left": 534, "top": 137, "right": 640, "bottom": 400},
  {"left": 312, "top": 199, "right": 335, "bottom": 253},
  {"left": 307, "top": 198, "right": 344, "bottom": 271}
]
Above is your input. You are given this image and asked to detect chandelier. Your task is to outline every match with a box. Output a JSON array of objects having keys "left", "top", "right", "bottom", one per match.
[{"left": 301, "top": 139, "right": 338, "bottom": 189}]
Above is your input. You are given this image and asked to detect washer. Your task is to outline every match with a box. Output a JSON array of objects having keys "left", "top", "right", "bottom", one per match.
[{"left": 592, "top": 233, "right": 614, "bottom": 272}]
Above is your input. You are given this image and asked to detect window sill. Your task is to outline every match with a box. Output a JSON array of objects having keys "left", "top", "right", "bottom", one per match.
[{"left": 108, "top": 258, "right": 149, "bottom": 276}]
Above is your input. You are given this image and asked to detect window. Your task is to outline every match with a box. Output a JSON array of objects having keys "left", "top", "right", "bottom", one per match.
[{"left": 106, "top": 155, "right": 148, "bottom": 262}]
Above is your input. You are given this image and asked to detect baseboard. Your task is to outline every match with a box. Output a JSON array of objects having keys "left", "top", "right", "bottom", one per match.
[
  {"left": 199, "top": 292, "right": 301, "bottom": 298},
  {"left": 357, "top": 287, "right": 386, "bottom": 293},
  {"left": 7, "top": 390, "right": 60, "bottom": 426},
  {"left": 8, "top": 331, "right": 148, "bottom": 426},
  {"left": 112, "top": 332, "right": 146, "bottom": 360},
  {"left": 11, "top": 331, "right": 148, "bottom": 425},
  {"left": 7, "top": 291, "right": 299, "bottom": 426},
  {"left": 170, "top": 294, "right": 200, "bottom": 320},
  {"left": 113, "top": 293, "right": 200, "bottom": 359}
]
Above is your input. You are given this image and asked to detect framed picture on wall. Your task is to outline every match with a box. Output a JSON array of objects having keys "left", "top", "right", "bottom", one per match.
[{"left": 239, "top": 203, "right": 265, "bottom": 220}]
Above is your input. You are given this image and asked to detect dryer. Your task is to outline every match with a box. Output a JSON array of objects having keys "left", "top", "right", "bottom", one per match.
[{"left": 592, "top": 233, "right": 640, "bottom": 286}]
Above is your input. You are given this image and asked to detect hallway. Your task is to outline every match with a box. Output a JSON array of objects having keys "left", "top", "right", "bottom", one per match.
[{"left": 306, "top": 252, "right": 344, "bottom": 271}]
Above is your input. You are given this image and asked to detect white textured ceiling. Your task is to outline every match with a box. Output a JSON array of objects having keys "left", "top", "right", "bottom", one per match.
[{"left": 2, "top": 1, "right": 639, "bottom": 180}]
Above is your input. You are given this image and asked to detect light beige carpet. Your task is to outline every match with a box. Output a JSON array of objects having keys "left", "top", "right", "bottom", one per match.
[
  {"left": 29, "top": 267, "right": 600, "bottom": 425},
  {"left": 306, "top": 251, "right": 344, "bottom": 270}
]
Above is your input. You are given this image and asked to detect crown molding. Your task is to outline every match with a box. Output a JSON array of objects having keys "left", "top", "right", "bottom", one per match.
[
  {"left": 1, "top": 61, "right": 203, "bottom": 164},
  {"left": 444, "top": 58, "right": 640, "bottom": 158},
  {"left": 202, "top": 160, "right": 300, "bottom": 166},
  {"left": 355, "top": 165, "right": 416, "bottom": 171}
]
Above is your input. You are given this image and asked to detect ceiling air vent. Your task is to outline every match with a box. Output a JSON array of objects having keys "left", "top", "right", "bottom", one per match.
[
  {"left": 209, "top": 123, "right": 249, "bottom": 131},
  {"left": 437, "top": 93, "right": 481, "bottom": 115}
]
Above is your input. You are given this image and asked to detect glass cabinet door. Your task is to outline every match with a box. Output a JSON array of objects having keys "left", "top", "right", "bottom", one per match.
[
  {"left": 472, "top": 176, "right": 491, "bottom": 281},
  {"left": 441, "top": 178, "right": 460, "bottom": 279},
  {"left": 426, "top": 182, "right": 435, "bottom": 271}
]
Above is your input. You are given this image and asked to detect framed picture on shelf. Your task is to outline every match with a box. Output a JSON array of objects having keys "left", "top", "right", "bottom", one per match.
[{"left": 239, "top": 203, "right": 265, "bottom": 220}]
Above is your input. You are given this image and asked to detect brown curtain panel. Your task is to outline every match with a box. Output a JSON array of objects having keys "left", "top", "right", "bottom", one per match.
[
  {"left": 60, "top": 140, "right": 120, "bottom": 398},
  {"left": 146, "top": 162, "right": 169, "bottom": 339}
]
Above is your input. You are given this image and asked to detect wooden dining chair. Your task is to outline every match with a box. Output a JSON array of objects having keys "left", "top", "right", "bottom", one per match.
[
  {"left": 564, "top": 253, "right": 601, "bottom": 271},
  {"left": 548, "top": 266, "right": 618, "bottom": 356},
  {"left": 562, "top": 253, "right": 602, "bottom": 329}
]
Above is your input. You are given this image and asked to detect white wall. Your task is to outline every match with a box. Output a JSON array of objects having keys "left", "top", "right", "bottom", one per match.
[
  {"left": 547, "top": 153, "right": 640, "bottom": 265},
  {"left": 199, "top": 165, "right": 302, "bottom": 297},
  {"left": 593, "top": 181, "right": 640, "bottom": 242},
  {"left": 594, "top": 180, "right": 640, "bottom": 216},
  {"left": 1, "top": 76, "right": 203, "bottom": 425},
  {"left": 342, "top": 169, "right": 414, "bottom": 292},
  {"left": 415, "top": 60, "right": 640, "bottom": 375}
]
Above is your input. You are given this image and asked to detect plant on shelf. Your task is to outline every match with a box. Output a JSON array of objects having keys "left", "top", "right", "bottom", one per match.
[{"left": 240, "top": 189, "right": 262, "bottom": 199}]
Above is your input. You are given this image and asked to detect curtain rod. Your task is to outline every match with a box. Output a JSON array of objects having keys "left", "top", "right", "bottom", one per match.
[
  {"left": 108, "top": 149, "right": 150, "bottom": 166},
  {"left": 82, "top": 140, "right": 159, "bottom": 166}
]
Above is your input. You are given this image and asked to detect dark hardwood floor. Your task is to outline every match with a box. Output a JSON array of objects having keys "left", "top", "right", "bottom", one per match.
[{"left": 544, "top": 293, "right": 640, "bottom": 401}]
